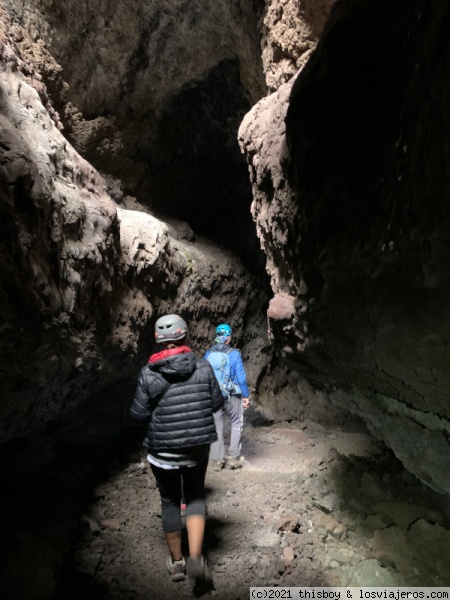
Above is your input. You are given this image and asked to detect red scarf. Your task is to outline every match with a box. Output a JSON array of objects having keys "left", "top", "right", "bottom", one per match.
[{"left": 148, "top": 345, "right": 192, "bottom": 363}]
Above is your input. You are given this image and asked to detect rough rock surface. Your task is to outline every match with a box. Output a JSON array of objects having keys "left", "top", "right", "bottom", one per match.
[
  {"left": 4, "top": 0, "right": 265, "bottom": 116},
  {"left": 260, "top": 0, "right": 335, "bottom": 91},
  {"left": 239, "top": 0, "right": 450, "bottom": 497},
  {"left": 0, "top": 14, "right": 265, "bottom": 443},
  {"left": 239, "top": 78, "right": 299, "bottom": 297},
  {"left": 3, "top": 0, "right": 268, "bottom": 263}
]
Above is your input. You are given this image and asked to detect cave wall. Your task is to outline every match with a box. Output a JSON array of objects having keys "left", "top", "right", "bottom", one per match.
[
  {"left": 0, "top": 10, "right": 267, "bottom": 444},
  {"left": 1, "top": 0, "right": 397, "bottom": 453},
  {"left": 240, "top": 0, "right": 450, "bottom": 496},
  {"left": 1, "top": 0, "right": 338, "bottom": 448},
  {"left": 260, "top": 0, "right": 335, "bottom": 92},
  {"left": 2, "top": 0, "right": 268, "bottom": 265}
]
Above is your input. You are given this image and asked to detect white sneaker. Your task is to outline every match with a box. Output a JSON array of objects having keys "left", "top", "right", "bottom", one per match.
[{"left": 166, "top": 556, "right": 186, "bottom": 582}]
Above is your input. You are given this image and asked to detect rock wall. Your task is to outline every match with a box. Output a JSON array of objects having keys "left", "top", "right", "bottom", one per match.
[
  {"left": 260, "top": 0, "right": 335, "bottom": 91},
  {"left": 2, "top": 0, "right": 268, "bottom": 265},
  {"left": 3, "top": 0, "right": 265, "bottom": 115},
  {"left": 1, "top": 0, "right": 338, "bottom": 450},
  {"left": 3, "top": 0, "right": 412, "bottom": 461},
  {"left": 240, "top": 0, "right": 450, "bottom": 497},
  {"left": 239, "top": 0, "right": 336, "bottom": 421},
  {"left": 0, "top": 12, "right": 264, "bottom": 444}
]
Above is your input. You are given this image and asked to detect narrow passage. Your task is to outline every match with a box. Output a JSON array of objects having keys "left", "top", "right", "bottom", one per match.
[{"left": 59, "top": 411, "right": 450, "bottom": 600}]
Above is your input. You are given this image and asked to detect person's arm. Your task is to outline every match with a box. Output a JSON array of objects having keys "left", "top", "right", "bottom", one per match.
[
  {"left": 129, "top": 369, "right": 154, "bottom": 421},
  {"left": 233, "top": 350, "right": 250, "bottom": 408}
]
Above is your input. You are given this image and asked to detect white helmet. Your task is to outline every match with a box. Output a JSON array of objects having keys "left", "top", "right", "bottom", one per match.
[{"left": 154, "top": 314, "right": 188, "bottom": 343}]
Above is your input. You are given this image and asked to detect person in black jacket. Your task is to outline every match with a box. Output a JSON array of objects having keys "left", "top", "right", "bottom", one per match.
[{"left": 130, "top": 314, "right": 223, "bottom": 587}]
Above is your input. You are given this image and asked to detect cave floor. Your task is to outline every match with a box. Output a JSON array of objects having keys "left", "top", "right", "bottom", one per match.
[{"left": 53, "top": 411, "right": 450, "bottom": 600}]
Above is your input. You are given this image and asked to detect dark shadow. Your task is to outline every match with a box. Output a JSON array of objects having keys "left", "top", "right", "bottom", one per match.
[
  {"left": 133, "top": 56, "right": 266, "bottom": 277},
  {"left": 53, "top": 573, "right": 112, "bottom": 600},
  {"left": 239, "top": 405, "right": 274, "bottom": 428},
  {"left": 0, "top": 425, "right": 144, "bottom": 600}
]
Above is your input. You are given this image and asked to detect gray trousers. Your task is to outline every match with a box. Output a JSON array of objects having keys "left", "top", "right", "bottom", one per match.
[{"left": 211, "top": 395, "right": 243, "bottom": 461}]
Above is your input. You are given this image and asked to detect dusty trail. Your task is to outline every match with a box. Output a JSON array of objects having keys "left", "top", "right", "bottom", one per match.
[{"left": 58, "top": 412, "right": 450, "bottom": 600}]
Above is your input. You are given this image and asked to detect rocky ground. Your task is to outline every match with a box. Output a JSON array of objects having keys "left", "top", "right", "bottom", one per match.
[{"left": 51, "top": 409, "right": 450, "bottom": 600}]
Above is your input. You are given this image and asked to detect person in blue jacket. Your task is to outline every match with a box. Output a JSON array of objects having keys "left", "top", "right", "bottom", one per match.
[{"left": 204, "top": 323, "right": 250, "bottom": 470}]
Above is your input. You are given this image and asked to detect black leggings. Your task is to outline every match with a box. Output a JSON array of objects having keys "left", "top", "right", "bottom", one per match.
[{"left": 150, "top": 455, "right": 209, "bottom": 533}]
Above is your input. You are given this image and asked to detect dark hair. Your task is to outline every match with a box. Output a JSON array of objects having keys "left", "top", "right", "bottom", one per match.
[{"left": 162, "top": 339, "right": 186, "bottom": 349}]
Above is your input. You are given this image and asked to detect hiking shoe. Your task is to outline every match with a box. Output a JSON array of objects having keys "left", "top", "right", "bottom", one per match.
[
  {"left": 166, "top": 556, "right": 186, "bottom": 582},
  {"left": 225, "top": 456, "right": 243, "bottom": 469},
  {"left": 187, "top": 555, "right": 212, "bottom": 585},
  {"left": 212, "top": 460, "right": 224, "bottom": 472},
  {"left": 226, "top": 454, "right": 245, "bottom": 463}
]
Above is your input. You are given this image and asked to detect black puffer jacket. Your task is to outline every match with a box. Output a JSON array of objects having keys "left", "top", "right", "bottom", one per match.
[{"left": 130, "top": 350, "right": 223, "bottom": 451}]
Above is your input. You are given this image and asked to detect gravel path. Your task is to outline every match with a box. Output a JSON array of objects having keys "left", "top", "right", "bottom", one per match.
[{"left": 56, "top": 412, "right": 450, "bottom": 600}]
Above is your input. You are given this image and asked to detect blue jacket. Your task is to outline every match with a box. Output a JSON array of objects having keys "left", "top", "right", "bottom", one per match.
[{"left": 204, "top": 343, "right": 250, "bottom": 398}]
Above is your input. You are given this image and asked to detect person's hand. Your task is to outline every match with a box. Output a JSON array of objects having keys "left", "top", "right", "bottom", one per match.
[{"left": 243, "top": 397, "right": 250, "bottom": 410}]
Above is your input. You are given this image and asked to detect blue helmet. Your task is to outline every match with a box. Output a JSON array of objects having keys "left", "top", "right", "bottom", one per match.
[{"left": 216, "top": 323, "right": 232, "bottom": 336}]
